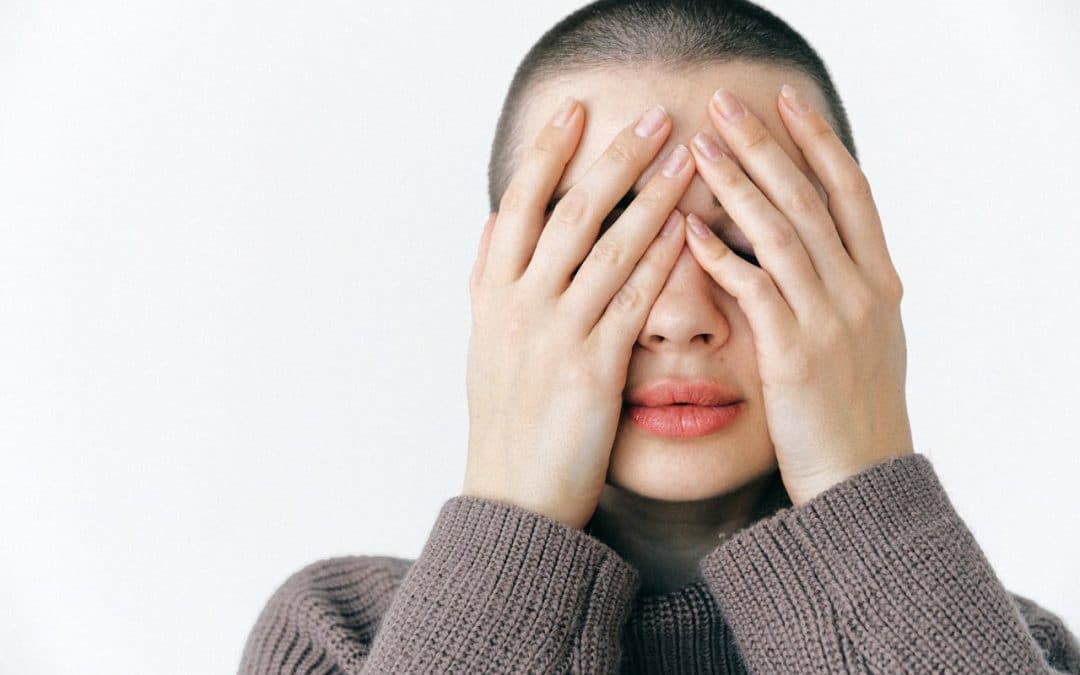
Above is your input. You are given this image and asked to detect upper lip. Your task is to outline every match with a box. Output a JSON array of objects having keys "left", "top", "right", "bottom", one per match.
[{"left": 625, "top": 379, "right": 743, "bottom": 407}]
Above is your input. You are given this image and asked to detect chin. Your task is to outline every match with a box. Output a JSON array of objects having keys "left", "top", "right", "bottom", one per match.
[{"left": 606, "top": 426, "right": 778, "bottom": 502}]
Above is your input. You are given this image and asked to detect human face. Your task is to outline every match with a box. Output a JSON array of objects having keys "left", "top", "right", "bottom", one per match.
[{"left": 513, "top": 62, "right": 832, "bottom": 501}]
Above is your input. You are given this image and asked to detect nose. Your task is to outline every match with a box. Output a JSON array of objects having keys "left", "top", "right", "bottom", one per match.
[{"left": 636, "top": 241, "right": 732, "bottom": 351}]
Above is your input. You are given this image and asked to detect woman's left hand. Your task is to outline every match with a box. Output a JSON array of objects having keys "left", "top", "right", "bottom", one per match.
[{"left": 685, "top": 84, "right": 914, "bottom": 508}]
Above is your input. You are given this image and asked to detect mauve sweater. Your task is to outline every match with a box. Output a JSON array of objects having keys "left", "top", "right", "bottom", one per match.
[{"left": 239, "top": 453, "right": 1079, "bottom": 673}]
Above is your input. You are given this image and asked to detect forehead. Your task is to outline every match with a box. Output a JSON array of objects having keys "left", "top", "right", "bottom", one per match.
[{"left": 515, "top": 60, "right": 828, "bottom": 206}]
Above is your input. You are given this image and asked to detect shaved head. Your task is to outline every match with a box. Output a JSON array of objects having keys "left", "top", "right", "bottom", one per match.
[{"left": 487, "top": 0, "right": 857, "bottom": 212}]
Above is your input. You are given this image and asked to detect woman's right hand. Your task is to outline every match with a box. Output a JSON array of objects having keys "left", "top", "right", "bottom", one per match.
[{"left": 462, "top": 98, "right": 697, "bottom": 530}]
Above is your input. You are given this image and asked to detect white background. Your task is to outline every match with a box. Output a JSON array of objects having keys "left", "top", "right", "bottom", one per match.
[{"left": 2, "top": 1, "right": 1078, "bottom": 673}]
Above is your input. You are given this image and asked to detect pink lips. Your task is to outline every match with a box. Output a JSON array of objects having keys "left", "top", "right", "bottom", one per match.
[
  {"left": 624, "top": 379, "right": 744, "bottom": 438},
  {"left": 625, "top": 402, "right": 743, "bottom": 437}
]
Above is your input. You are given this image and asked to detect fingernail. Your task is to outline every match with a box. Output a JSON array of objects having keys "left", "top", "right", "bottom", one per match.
[
  {"left": 660, "top": 210, "right": 681, "bottom": 236},
  {"left": 712, "top": 88, "right": 744, "bottom": 122},
  {"left": 660, "top": 145, "right": 690, "bottom": 177},
  {"left": 692, "top": 130, "right": 725, "bottom": 162},
  {"left": 780, "top": 84, "right": 810, "bottom": 114},
  {"left": 687, "top": 213, "right": 711, "bottom": 238},
  {"left": 634, "top": 105, "right": 668, "bottom": 137},
  {"left": 552, "top": 97, "right": 578, "bottom": 127}
]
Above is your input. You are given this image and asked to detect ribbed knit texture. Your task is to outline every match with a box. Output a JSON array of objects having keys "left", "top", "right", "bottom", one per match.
[{"left": 239, "top": 453, "right": 1080, "bottom": 673}]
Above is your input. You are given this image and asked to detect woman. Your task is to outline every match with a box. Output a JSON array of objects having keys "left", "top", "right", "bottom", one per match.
[{"left": 240, "top": 1, "right": 1079, "bottom": 672}]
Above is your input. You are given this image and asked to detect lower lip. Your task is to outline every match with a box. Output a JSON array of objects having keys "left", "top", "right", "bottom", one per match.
[{"left": 625, "top": 402, "right": 743, "bottom": 438}]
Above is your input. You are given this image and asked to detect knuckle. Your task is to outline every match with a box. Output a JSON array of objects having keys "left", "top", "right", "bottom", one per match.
[
  {"left": 550, "top": 191, "right": 590, "bottom": 227},
  {"left": 788, "top": 184, "right": 824, "bottom": 218},
  {"left": 609, "top": 282, "right": 645, "bottom": 313},
  {"left": 532, "top": 129, "right": 562, "bottom": 156},
  {"left": 716, "top": 166, "right": 746, "bottom": 192},
  {"left": 886, "top": 274, "right": 904, "bottom": 305},
  {"left": 819, "top": 317, "right": 848, "bottom": 345},
  {"left": 848, "top": 303, "right": 873, "bottom": 328},
  {"left": 700, "top": 239, "right": 733, "bottom": 266},
  {"left": 470, "top": 289, "right": 499, "bottom": 326},
  {"left": 564, "top": 358, "right": 606, "bottom": 393},
  {"left": 589, "top": 237, "right": 626, "bottom": 269},
  {"left": 470, "top": 268, "right": 491, "bottom": 295},
  {"left": 808, "top": 119, "right": 837, "bottom": 143},
  {"left": 589, "top": 335, "right": 633, "bottom": 379},
  {"left": 838, "top": 169, "right": 873, "bottom": 199},
  {"left": 560, "top": 360, "right": 588, "bottom": 386},
  {"left": 743, "top": 268, "right": 774, "bottom": 299},
  {"left": 741, "top": 124, "right": 771, "bottom": 151},
  {"left": 605, "top": 139, "right": 639, "bottom": 166},
  {"left": 503, "top": 297, "right": 535, "bottom": 334},
  {"left": 498, "top": 184, "right": 531, "bottom": 215},
  {"left": 764, "top": 225, "right": 796, "bottom": 251},
  {"left": 846, "top": 282, "right": 878, "bottom": 322},
  {"left": 630, "top": 189, "right": 666, "bottom": 214},
  {"left": 506, "top": 315, "right": 530, "bottom": 341}
]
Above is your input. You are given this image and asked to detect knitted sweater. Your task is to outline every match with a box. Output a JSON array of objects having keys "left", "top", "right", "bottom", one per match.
[{"left": 239, "top": 453, "right": 1079, "bottom": 673}]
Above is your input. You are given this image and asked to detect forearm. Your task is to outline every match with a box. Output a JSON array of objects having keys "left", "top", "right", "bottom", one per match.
[{"left": 699, "top": 453, "right": 1078, "bottom": 673}]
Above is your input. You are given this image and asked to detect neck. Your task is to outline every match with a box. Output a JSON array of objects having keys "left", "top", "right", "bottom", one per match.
[{"left": 585, "top": 471, "right": 784, "bottom": 595}]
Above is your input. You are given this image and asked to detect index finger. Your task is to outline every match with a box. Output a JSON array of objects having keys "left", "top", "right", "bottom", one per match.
[
  {"left": 776, "top": 84, "right": 898, "bottom": 281},
  {"left": 483, "top": 97, "right": 585, "bottom": 286}
]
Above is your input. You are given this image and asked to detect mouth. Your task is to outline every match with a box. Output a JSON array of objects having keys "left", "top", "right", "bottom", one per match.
[
  {"left": 624, "top": 378, "right": 743, "bottom": 408},
  {"left": 623, "top": 401, "right": 744, "bottom": 438},
  {"left": 621, "top": 378, "right": 744, "bottom": 436}
]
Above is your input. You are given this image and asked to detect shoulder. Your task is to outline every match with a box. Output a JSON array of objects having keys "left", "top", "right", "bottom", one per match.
[
  {"left": 1008, "top": 590, "right": 1080, "bottom": 674},
  {"left": 239, "top": 555, "right": 415, "bottom": 674}
]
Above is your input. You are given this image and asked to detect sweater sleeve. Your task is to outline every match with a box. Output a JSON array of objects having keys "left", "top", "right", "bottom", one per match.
[
  {"left": 239, "top": 494, "right": 641, "bottom": 674},
  {"left": 698, "top": 452, "right": 1080, "bottom": 674}
]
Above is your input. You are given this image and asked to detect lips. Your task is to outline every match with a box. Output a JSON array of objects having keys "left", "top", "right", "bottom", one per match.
[
  {"left": 625, "top": 379, "right": 742, "bottom": 408},
  {"left": 623, "top": 379, "right": 744, "bottom": 438}
]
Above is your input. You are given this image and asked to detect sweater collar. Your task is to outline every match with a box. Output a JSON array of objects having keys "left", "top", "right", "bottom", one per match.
[{"left": 617, "top": 470, "right": 791, "bottom": 673}]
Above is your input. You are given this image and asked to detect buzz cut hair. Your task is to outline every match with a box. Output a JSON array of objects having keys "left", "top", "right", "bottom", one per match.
[{"left": 487, "top": 0, "right": 857, "bottom": 212}]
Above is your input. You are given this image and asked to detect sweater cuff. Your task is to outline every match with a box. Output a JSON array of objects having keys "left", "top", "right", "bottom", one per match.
[
  {"left": 699, "top": 453, "right": 1049, "bottom": 672},
  {"left": 366, "top": 494, "right": 641, "bottom": 672}
]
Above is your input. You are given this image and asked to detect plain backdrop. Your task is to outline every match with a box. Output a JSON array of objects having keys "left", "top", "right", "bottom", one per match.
[{"left": 2, "top": 1, "right": 1078, "bottom": 673}]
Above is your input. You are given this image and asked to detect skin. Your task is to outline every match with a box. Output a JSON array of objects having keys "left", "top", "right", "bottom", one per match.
[
  {"left": 507, "top": 63, "right": 820, "bottom": 594},
  {"left": 515, "top": 63, "right": 827, "bottom": 504},
  {"left": 501, "top": 61, "right": 913, "bottom": 594}
]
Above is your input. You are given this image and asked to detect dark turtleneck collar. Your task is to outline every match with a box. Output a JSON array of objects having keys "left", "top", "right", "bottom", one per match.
[{"left": 616, "top": 469, "right": 792, "bottom": 674}]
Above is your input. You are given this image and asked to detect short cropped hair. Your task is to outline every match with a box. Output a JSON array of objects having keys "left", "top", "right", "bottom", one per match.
[{"left": 487, "top": 0, "right": 858, "bottom": 212}]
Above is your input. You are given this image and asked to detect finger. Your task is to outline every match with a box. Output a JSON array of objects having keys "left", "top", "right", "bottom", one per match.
[
  {"left": 485, "top": 97, "right": 584, "bottom": 286},
  {"left": 705, "top": 87, "right": 853, "bottom": 285},
  {"left": 562, "top": 144, "right": 695, "bottom": 330},
  {"left": 525, "top": 105, "right": 672, "bottom": 294},
  {"left": 469, "top": 212, "right": 498, "bottom": 294},
  {"left": 690, "top": 127, "right": 829, "bottom": 319},
  {"left": 683, "top": 213, "right": 799, "bottom": 355},
  {"left": 590, "top": 210, "right": 686, "bottom": 361},
  {"left": 776, "top": 83, "right": 900, "bottom": 288}
]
